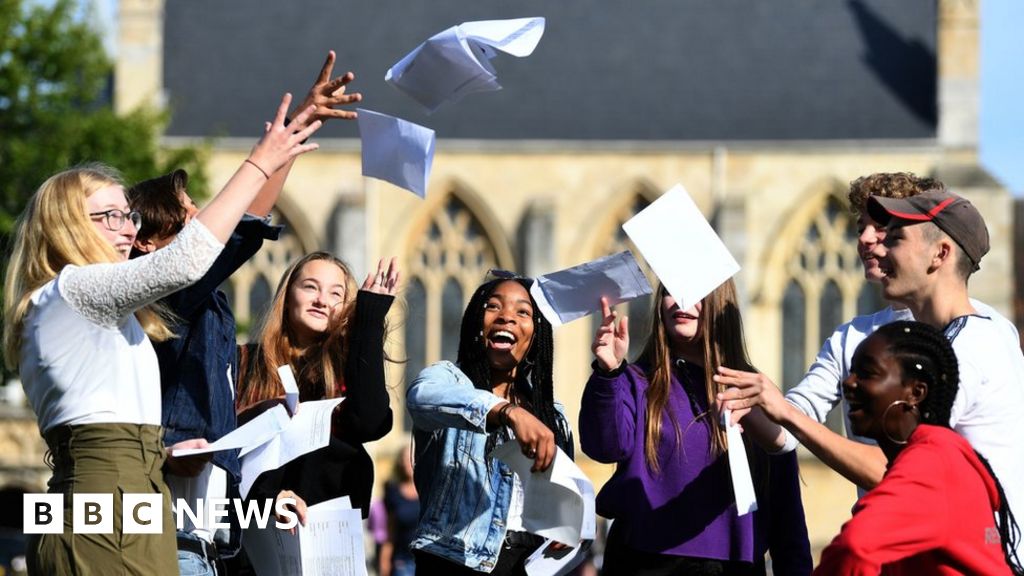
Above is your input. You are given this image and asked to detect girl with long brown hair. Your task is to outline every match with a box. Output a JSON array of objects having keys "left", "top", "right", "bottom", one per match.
[
  {"left": 235, "top": 252, "right": 398, "bottom": 519},
  {"left": 580, "top": 280, "right": 812, "bottom": 575}
]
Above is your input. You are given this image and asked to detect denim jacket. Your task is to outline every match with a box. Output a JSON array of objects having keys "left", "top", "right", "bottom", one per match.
[
  {"left": 156, "top": 215, "right": 280, "bottom": 556},
  {"left": 406, "top": 361, "right": 570, "bottom": 573}
]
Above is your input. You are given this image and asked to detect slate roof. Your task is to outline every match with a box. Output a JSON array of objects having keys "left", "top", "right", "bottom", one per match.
[{"left": 162, "top": 0, "right": 937, "bottom": 141}]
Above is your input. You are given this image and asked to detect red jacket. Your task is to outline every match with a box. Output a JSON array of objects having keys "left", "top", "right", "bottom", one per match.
[{"left": 815, "top": 425, "right": 1011, "bottom": 575}]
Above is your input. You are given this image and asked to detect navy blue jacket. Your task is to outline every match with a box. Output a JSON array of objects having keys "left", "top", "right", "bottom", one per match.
[{"left": 156, "top": 216, "right": 279, "bottom": 555}]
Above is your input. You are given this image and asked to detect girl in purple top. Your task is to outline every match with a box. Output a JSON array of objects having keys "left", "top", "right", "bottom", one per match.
[{"left": 580, "top": 280, "right": 811, "bottom": 576}]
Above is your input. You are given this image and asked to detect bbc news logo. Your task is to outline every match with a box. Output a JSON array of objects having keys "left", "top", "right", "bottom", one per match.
[{"left": 24, "top": 494, "right": 299, "bottom": 534}]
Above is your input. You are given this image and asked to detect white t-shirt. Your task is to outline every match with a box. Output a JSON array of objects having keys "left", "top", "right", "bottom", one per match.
[
  {"left": 945, "top": 315, "right": 1024, "bottom": 528},
  {"left": 19, "top": 220, "right": 223, "bottom": 433}
]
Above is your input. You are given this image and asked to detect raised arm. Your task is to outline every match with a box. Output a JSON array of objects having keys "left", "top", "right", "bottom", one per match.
[
  {"left": 248, "top": 51, "right": 362, "bottom": 217},
  {"left": 196, "top": 93, "right": 321, "bottom": 243},
  {"left": 579, "top": 298, "right": 638, "bottom": 463},
  {"left": 334, "top": 258, "right": 398, "bottom": 442}
]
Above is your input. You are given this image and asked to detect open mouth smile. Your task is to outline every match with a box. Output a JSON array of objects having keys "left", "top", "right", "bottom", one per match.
[{"left": 487, "top": 329, "right": 517, "bottom": 351}]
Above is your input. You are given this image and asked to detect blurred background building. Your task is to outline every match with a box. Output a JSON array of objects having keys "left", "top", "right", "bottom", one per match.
[{"left": 1, "top": 0, "right": 1017, "bottom": 565}]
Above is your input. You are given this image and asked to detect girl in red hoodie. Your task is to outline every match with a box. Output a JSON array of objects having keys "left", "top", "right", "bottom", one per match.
[{"left": 815, "top": 320, "right": 1023, "bottom": 575}]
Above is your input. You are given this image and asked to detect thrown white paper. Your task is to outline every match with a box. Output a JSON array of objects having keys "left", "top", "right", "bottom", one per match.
[
  {"left": 277, "top": 364, "right": 300, "bottom": 415},
  {"left": 357, "top": 108, "right": 435, "bottom": 198},
  {"left": 490, "top": 443, "right": 596, "bottom": 545},
  {"left": 385, "top": 17, "right": 545, "bottom": 113},
  {"left": 244, "top": 496, "right": 366, "bottom": 576},
  {"left": 724, "top": 409, "right": 758, "bottom": 515},
  {"left": 622, "top": 184, "right": 740, "bottom": 311},
  {"left": 240, "top": 398, "right": 345, "bottom": 498},
  {"left": 530, "top": 251, "right": 652, "bottom": 327},
  {"left": 171, "top": 405, "right": 290, "bottom": 458},
  {"left": 525, "top": 539, "right": 592, "bottom": 576}
]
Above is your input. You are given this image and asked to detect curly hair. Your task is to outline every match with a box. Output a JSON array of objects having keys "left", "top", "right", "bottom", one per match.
[
  {"left": 847, "top": 172, "right": 946, "bottom": 216},
  {"left": 456, "top": 278, "right": 570, "bottom": 454}
]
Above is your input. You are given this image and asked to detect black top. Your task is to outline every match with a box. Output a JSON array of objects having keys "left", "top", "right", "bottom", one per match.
[
  {"left": 163, "top": 0, "right": 937, "bottom": 141},
  {"left": 244, "top": 290, "right": 394, "bottom": 517}
]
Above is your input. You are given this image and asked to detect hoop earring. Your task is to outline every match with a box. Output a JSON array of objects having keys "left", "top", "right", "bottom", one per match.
[{"left": 881, "top": 400, "right": 920, "bottom": 445}]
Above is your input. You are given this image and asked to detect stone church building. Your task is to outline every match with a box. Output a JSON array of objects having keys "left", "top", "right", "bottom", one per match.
[{"left": 0, "top": 0, "right": 1013, "bottom": 556}]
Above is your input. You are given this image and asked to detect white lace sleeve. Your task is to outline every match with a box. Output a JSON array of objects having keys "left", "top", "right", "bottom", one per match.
[{"left": 58, "top": 220, "right": 224, "bottom": 327}]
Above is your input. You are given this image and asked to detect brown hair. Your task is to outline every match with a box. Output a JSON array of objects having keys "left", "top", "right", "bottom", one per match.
[
  {"left": 236, "top": 252, "right": 358, "bottom": 411},
  {"left": 847, "top": 172, "right": 945, "bottom": 216},
  {"left": 638, "top": 279, "right": 756, "bottom": 472},
  {"left": 126, "top": 169, "right": 189, "bottom": 246}
]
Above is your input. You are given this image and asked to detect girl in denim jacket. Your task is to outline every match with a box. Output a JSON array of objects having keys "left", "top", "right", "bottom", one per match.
[{"left": 406, "top": 276, "right": 573, "bottom": 575}]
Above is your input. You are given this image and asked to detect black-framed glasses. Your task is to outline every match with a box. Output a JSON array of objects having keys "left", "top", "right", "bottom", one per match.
[{"left": 89, "top": 209, "right": 142, "bottom": 232}]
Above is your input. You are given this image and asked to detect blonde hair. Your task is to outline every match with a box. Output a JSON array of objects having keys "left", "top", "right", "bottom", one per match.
[
  {"left": 236, "top": 252, "right": 358, "bottom": 411},
  {"left": 639, "top": 279, "right": 756, "bottom": 472},
  {"left": 3, "top": 164, "right": 174, "bottom": 368}
]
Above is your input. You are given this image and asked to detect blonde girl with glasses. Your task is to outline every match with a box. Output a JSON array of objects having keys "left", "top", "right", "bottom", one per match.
[{"left": 2, "top": 94, "right": 322, "bottom": 576}]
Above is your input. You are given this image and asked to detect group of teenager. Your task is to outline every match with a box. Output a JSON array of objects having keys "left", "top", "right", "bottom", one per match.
[{"left": 3, "top": 52, "right": 1024, "bottom": 576}]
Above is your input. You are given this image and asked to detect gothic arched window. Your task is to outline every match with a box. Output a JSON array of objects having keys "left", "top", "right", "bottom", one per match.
[
  {"left": 779, "top": 196, "right": 875, "bottom": 434},
  {"left": 401, "top": 195, "right": 506, "bottom": 431}
]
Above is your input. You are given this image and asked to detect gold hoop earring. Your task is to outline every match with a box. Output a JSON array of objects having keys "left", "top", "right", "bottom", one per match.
[{"left": 881, "top": 400, "right": 920, "bottom": 445}]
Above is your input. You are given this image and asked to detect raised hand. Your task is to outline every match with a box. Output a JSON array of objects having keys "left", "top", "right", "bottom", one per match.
[
  {"left": 361, "top": 257, "right": 400, "bottom": 296},
  {"left": 292, "top": 50, "right": 362, "bottom": 126},
  {"left": 592, "top": 297, "right": 629, "bottom": 371},
  {"left": 246, "top": 93, "right": 322, "bottom": 177}
]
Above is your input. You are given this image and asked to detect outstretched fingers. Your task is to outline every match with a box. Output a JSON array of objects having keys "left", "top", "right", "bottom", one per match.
[
  {"left": 271, "top": 93, "right": 293, "bottom": 129},
  {"left": 315, "top": 50, "right": 337, "bottom": 85}
]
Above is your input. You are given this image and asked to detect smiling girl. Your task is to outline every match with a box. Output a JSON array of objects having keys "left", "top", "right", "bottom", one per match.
[
  {"left": 234, "top": 253, "right": 398, "bottom": 520},
  {"left": 406, "top": 275, "right": 572, "bottom": 575},
  {"left": 2, "top": 94, "right": 321, "bottom": 575},
  {"left": 816, "top": 320, "right": 1024, "bottom": 575}
]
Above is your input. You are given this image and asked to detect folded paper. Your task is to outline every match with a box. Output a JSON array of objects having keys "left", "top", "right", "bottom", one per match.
[
  {"left": 386, "top": 17, "right": 546, "bottom": 113},
  {"left": 357, "top": 108, "right": 435, "bottom": 198}
]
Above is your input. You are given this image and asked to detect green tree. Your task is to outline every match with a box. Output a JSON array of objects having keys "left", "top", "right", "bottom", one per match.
[
  {"left": 0, "top": 0, "right": 209, "bottom": 237},
  {"left": 1, "top": 0, "right": 208, "bottom": 375}
]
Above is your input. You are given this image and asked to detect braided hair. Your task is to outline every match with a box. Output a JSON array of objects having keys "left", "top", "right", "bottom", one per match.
[
  {"left": 455, "top": 278, "right": 570, "bottom": 455},
  {"left": 875, "top": 321, "right": 959, "bottom": 427},
  {"left": 876, "top": 320, "right": 1023, "bottom": 573}
]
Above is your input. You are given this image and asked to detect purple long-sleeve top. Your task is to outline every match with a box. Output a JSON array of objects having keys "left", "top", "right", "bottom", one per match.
[{"left": 580, "top": 360, "right": 811, "bottom": 573}]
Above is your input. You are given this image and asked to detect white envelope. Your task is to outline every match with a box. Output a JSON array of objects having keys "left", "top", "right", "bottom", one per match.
[
  {"left": 357, "top": 108, "right": 435, "bottom": 198},
  {"left": 622, "top": 184, "right": 740, "bottom": 310},
  {"left": 385, "top": 17, "right": 545, "bottom": 113}
]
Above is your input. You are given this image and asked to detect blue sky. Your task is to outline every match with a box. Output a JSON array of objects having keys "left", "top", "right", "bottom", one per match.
[
  {"left": 980, "top": 0, "right": 1024, "bottom": 195},
  {"left": 94, "top": 1, "right": 1021, "bottom": 193}
]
